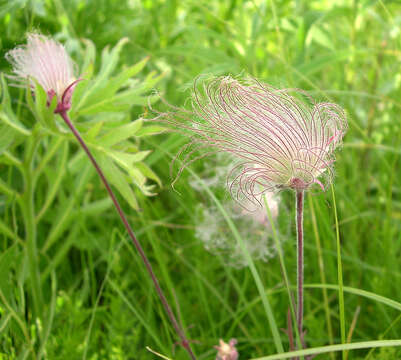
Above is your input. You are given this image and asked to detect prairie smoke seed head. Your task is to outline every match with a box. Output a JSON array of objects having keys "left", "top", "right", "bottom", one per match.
[
  {"left": 161, "top": 77, "right": 347, "bottom": 202},
  {"left": 5, "top": 33, "right": 79, "bottom": 113}
]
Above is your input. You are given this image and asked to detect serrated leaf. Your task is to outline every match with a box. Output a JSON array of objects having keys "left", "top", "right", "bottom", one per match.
[
  {"left": 81, "top": 38, "right": 96, "bottom": 78},
  {"left": 129, "top": 165, "right": 157, "bottom": 196},
  {"left": 135, "top": 124, "right": 166, "bottom": 137},
  {"left": 85, "top": 121, "right": 104, "bottom": 141},
  {"left": 99, "top": 119, "right": 143, "bottom": 146},
  {"left": 74, "top": 38, "right": 129, "bottom": 113},
  {"left": 135, "top": 162, "right": 162, "bottom": 187},
  {"left": 99, "top": 37, "right": 129, "bottom": 80},
  {"left": 129, "top": 165, "right": 147, "bottom": 188},
  {"left": 106, "top": 57, "right": 149, "bottom": 95},
  {"left": 108, "top": 150, "right": 151, "bottom": 169},
  {"left": 98, "top": 152, "right": 139, "bottom": 210},
  {"left": 77, "top": 68, "right": 162, "bottom": 115}
]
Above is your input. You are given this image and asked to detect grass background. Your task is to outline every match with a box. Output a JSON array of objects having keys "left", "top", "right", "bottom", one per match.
[{"left": 1, "top": 0, "right": 401, "bottom": 359}]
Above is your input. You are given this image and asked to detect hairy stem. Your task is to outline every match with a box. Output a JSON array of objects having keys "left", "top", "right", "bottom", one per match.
[
  {"left": 296, "top": 190, "right": 304, "bottom": 344},
  {"left": 58, "top": 110, "right": 196, "bottom": 360}
]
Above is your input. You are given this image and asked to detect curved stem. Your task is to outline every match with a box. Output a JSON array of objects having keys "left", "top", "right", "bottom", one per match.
[
  {"left": 296, "top": 190, "right": 304, "bottom": 343},
  {"left": 58, "top": 111, "right": 196, "bottom": 360}
]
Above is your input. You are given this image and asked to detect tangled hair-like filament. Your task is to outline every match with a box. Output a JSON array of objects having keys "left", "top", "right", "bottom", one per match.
[{"left": 154, "top": 76, "right": 347, "bottom": 203}]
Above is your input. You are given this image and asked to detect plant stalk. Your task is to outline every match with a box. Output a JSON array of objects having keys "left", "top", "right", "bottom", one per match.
[
  {"left": 58, "top": 110, "right": 196, "bottom": 360},
  {"left": 296, "top": 190, "right": 304, "bottom": 343}
]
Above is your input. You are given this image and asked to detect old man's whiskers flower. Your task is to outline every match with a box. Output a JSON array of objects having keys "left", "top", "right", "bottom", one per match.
[
  {"left": 159, "top": 76, "right": 347, "bottom": 350},
  {"left": 175, "top": 77, "right": 346, "bottom": 200},
  {"left": 6, "top": 33, "right": 79, "bottom": 113},
  {"left": 6, "top": 33, "right": 197, "bottom": 360}
]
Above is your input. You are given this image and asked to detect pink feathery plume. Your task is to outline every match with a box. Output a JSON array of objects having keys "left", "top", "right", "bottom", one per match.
[
  {"left": 156, "top": 76, "right": 347, "bottom": 203},
  {"left": 5, "top": 33, "right": 80, "bottom": 113}
]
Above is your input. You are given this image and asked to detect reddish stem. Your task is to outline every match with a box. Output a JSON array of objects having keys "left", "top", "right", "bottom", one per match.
[
  {"left": 59, "top": 110, "right": 196, "bottom": 360},
  {"left": 296, "top": 190, "right": 304, "bottom": 343}
]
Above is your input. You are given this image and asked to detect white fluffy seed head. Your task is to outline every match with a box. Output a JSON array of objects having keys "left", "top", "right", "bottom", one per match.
[{"left": 6, "top": 33, "right": 76, "bottom": 98}]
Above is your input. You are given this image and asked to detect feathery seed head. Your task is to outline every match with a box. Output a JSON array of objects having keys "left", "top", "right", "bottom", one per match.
[
  {"left": 162, "top": 76, "right": 347, "bottom": 203},
  {"left": 5, "top": 33, "right": 79, "bottom": 113}
]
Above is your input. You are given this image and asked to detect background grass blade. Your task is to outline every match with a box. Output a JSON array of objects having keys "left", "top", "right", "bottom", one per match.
[{"left": 250, "top": 340, "right": 401, "bottom": 360}]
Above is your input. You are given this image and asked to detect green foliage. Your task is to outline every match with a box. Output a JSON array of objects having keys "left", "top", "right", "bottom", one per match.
[
  {"left": 1, "top": 0, "right": 401, "bottom": 360},
  {"left": 0, "top": 24, "right": 165, "bottom": 359}
]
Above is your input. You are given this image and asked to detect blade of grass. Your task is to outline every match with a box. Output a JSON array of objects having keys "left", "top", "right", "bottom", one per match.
[
  {"left": 264, "top": 194, "right": 302, "bottom": 354},
  {"left": 331, "top": 184, "right": 346, "bottom": 359},
  {"left": 308, "top": 194, "right": 334, "bottom": 359},
  {"left": 304, "top": 284, "right": 401, "bottom": 312},
  {"left": 250, "top": 339, "right": 401, "bottom": 360}
]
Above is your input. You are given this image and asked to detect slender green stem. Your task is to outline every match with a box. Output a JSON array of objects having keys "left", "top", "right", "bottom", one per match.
[{"left": 331, "top": 184, "right": 346, "bottom": 359}]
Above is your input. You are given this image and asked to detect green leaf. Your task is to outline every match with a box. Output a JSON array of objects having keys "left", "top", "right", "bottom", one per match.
[
  {"left": 128, "top": 165, "right": 147, "bottom": 187},
  {"left": 76, "top": 62, "right": 149, "bottom": 115},
  {"left": 0, "top": 124, "right": 16, "bottom": 154},
  {"left": 106, "top": 57, "right": 149, "bottom": 96},
  {"left": 74, "top": 38, "right": 129, "bottom": 113},
  {"left": 32, "top": 79, "right": 57, "bottom": 130},
  {"left": 85, "top": 121, "right": 104, "bottom": 142},
  {"left": 81, "top": 38, "right": 96, "bottom": 78},
  {"left": 98, "top": 152, "right": 139, "bottom": 210},
  {"left": 0, "top": 112, "right": 30, "bottom": 137},
  {"left": 135, "top": 124, "right": 166, "bottom": 137},
  {"left": 98, "top": 37, "right": 129, "bottom": 80},
  {"left": 108, "top": 150, "right": 151, "bottom": 169},
  {"left": 99, "top": 119, "right": 143, "bottom": 146},
  {"left": 0, "top": 245, "right": 19, "bottom": 302},
  {"left": 135, "top": 162, "right": 162, "bottom": 187},
  {"left": 0, "top": 76, "right": 30, "bottom": 136},
  {"left": 77, "top": 87, "right": 156, "bottom": 115}
]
